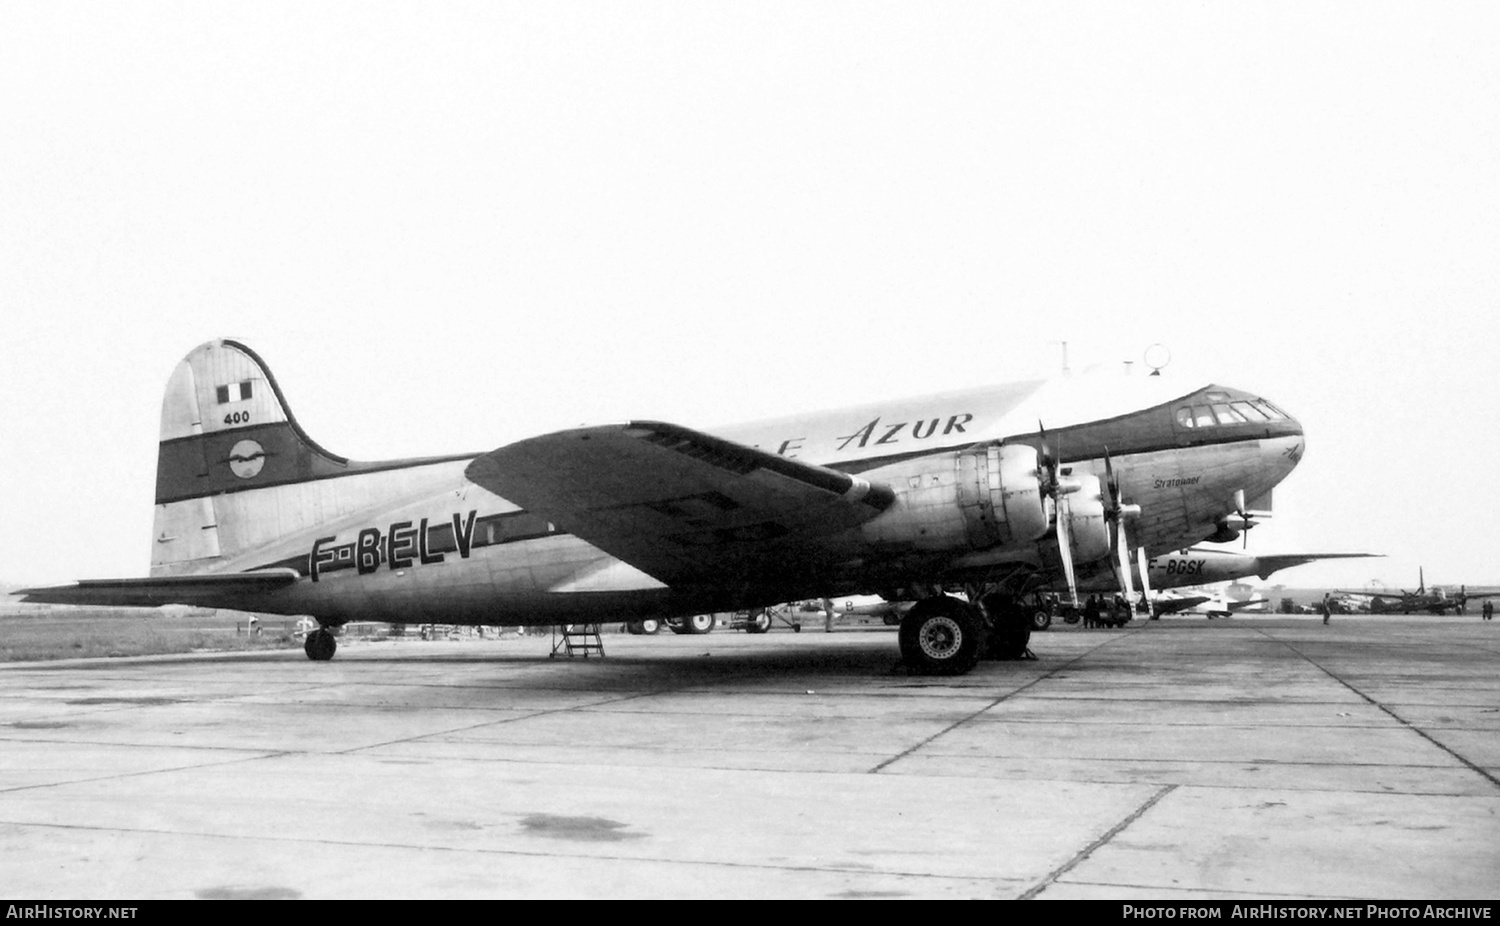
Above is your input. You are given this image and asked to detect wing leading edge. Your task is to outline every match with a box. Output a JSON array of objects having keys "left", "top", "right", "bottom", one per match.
[{"left": 464, "top": 420, "right": 896, "bottom": 585}]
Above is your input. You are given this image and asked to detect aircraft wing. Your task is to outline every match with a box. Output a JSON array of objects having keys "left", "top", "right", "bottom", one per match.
[
  {"left": 464, "top": 421, "right": 896, "bottom": 585},
  {"left": 1252, "top": 553, "right": 1381, "bottom": 580},
  {"left": 15, "top": 570, "right": 300, "bottom": 608}
]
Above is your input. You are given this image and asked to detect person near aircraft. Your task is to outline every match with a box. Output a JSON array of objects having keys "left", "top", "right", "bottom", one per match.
[
  {"left": 1083, "top": 595, "right": 1101, "bottom": 629},
  {"left": 1321, "top": 594, "right": 1332, "bottom": 625},
  {"left": 1483, "top": 600, "right": 1493, "bottom": 621}
]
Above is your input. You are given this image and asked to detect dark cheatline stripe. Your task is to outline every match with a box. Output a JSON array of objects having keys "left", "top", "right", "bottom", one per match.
[{"left": 250, "top": 511, "right": 570, "bottom": 576}]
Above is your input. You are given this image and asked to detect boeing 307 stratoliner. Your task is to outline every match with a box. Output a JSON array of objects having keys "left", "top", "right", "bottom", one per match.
[{"left": 18, "top": 340, "right": 1306, "bottom": 675}]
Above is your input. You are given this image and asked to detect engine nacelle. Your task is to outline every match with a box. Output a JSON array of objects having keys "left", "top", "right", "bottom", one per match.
[
  {"left": 1051, "top": 473, "right": 1111, "bottom": 566},
  {"left": 861, "top": 444, "right": 1051, "bottom": 552}
]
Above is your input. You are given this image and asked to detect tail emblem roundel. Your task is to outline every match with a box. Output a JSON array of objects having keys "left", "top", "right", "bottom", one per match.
[{"left": 228, "top": 440, "right": 266, "bottom": 479}]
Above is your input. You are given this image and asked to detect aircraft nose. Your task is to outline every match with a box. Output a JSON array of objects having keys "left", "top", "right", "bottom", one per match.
[
  {"left": 1256, "top": 394, "right": 1303, "bottom": 442},
  {"left": 1272, "top": 403, "right": 1305, "bottom": 469}
]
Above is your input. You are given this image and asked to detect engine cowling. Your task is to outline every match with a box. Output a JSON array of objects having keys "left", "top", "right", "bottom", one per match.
[
  {"left": 861, "top": 444, "right": 1051, "bottom": 552},
  {"left": 1050, "top": 472, "right": 1111, "bottom": 567}
]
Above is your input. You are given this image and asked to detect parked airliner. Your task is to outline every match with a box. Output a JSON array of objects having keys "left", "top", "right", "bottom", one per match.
[{"left": 18, "top": 340, "right": 1305, "bottom": 675}]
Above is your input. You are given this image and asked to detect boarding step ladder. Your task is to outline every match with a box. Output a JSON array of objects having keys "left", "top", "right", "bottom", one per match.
[{"left": 550, "top": 623, "right": 605, "bottom": 659}]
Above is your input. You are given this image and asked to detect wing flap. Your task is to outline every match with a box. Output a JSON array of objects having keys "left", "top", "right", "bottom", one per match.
[{"left": 464, "top": 421, "right": 894, "bottom": 584}]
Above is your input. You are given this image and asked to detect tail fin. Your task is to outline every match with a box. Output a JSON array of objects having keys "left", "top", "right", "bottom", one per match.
[{"left": 151, "top": 340, "right": 352, "bottom": 575}]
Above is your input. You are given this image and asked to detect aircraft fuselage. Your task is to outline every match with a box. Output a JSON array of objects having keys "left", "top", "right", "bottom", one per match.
[{"left": 210, "top": 377, "right": 1303, "bottom": 625}]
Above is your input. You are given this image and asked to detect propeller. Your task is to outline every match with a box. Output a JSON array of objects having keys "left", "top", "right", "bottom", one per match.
[
  {"left": 1228, "top": 489, "right": 1262, "bottom": 549},
  {"left": 1102, "top": 447, "right": 1141, "bottom": 602},
  {"left": 1038, "top": 422, "right": 1081, "bottom": 608},
  {"left": 1236, "top": 490, "right": 1252, "bottom": 549}
]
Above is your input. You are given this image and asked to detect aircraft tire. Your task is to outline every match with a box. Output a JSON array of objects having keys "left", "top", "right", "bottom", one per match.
[
  {"left": 624, "top": 621, "right": 643, "bottom": 635},
  {"left": 745, "top": 611, "right": 772, "bottom": 634},
  {"left": 304, "top": 629, "right": 336, "bottom": 661},
  {"left": 683, "top": 613, "right": 715, "bottom": 635},
  {"left": 639, "top": 619, "right": 662, "bottom": 635},
  {"left": 899, "top": 598, "right": 984, "bottom": 676},
  {"left": 1030, "top": 609, "right": 1053, "bottom": 632}
]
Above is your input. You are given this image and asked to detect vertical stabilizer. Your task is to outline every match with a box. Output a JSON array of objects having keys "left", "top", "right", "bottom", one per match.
[{"left": 151, "top": 340, "right": 350, "bottom": 575}]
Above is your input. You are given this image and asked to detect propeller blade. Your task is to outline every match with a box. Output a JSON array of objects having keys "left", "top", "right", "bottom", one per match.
[
  {"left": 1137, "top": 545, "right": 1155, "bottom": 612},
  {"left": 1102, "top": 445, "right": 1137, "bottom": 600},
  {"left": 1055, "top": 494, "right": 1079, "bottom": 607},
  {"left": 1227, "top": 488, "right": 1263, "bottom": 549},
  {"left": 1037, "top": 421, "right": 1058, "bottom": 489},
  {"left": 1104, "top": 446, "right": 1120, "bottom": 504},
  {"left": 1116, "top": 519, "right": 1136, "bottom": 600}
]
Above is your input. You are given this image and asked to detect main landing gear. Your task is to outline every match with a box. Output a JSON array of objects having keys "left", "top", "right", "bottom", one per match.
[
  {"left": 304, "top": 627, "right": 337, "bottom": 661},
  {"left": 897, "top": 593, "right": 1033, "bottom": 676}
]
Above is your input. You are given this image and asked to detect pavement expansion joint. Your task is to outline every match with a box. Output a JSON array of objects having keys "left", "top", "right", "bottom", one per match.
[{"left": 1019, "top": 784, "right": 1178, "bottom": 900}]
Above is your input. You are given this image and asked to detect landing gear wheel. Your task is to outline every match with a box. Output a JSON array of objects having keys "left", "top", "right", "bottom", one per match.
[
  {"left": 1030, "top": 609, "right": 1053, "bottom": 632},
  {"left": 639, "top": 618, "right": 661, "bottom": 635},
  {"left": 746, "top": 611, "right": 772, "bottom": 634},
  {"left": 981, "top": 593, "right": 1033, "bottom": 660},
  {"left": 683, "top": 613, "right": 715, "bottom": 635},
  {"left": 898, "top": 598, "right": 985, "bottom": 676},
  {"left": 304, "top": 628, "right": 337, "bottom": 661}
]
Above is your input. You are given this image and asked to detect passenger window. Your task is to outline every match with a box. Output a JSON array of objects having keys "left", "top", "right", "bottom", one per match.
[
  {"left": 1212, "top": 403, "right": 1246, "bottom": 424},
  {"left": 1193, "top": 406, "right": 1215, "bottom": 428},
  {"left": 1232, "top": 401, "right": 1269, "bottom": 422},
  {"left": 1176, "top": 408, "right": 1195, "bottom": 428}
]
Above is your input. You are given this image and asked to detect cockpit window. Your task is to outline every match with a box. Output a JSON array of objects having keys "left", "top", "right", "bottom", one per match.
[
  {"left": 1253, "top": 400, "right": 1286, "bottom": 420},
  {"left": 1212, "top": 403, "right": 1246, "bottom": 425},
  {"left": 1232, "top": 401, "right": 1269, "bottom": 422},
  {"left": 1181, "top": 397, "right": 1291, "bottom": 430}
]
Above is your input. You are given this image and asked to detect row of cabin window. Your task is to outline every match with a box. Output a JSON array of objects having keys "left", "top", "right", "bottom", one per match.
[{"left": 1175, "top": 400, "right": 1286, "bottom": 429}]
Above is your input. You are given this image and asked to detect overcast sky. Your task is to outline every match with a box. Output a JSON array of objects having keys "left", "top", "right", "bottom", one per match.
[{"left": 3, "top": 2, "right": 1497, "bottom": 590}]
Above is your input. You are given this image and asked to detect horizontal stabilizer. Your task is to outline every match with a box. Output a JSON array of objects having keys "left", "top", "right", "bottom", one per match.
[
  {"left": 15, "top": 569, "right": 299, "bottom": 608},
  {"left": 1151, "top": 595, "right": 1211, "bottom": 615}
]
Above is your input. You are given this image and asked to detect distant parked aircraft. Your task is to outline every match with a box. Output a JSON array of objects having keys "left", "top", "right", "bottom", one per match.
[{"left": 1335, "top": 569, "right": 1499, "bottom": 615}]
